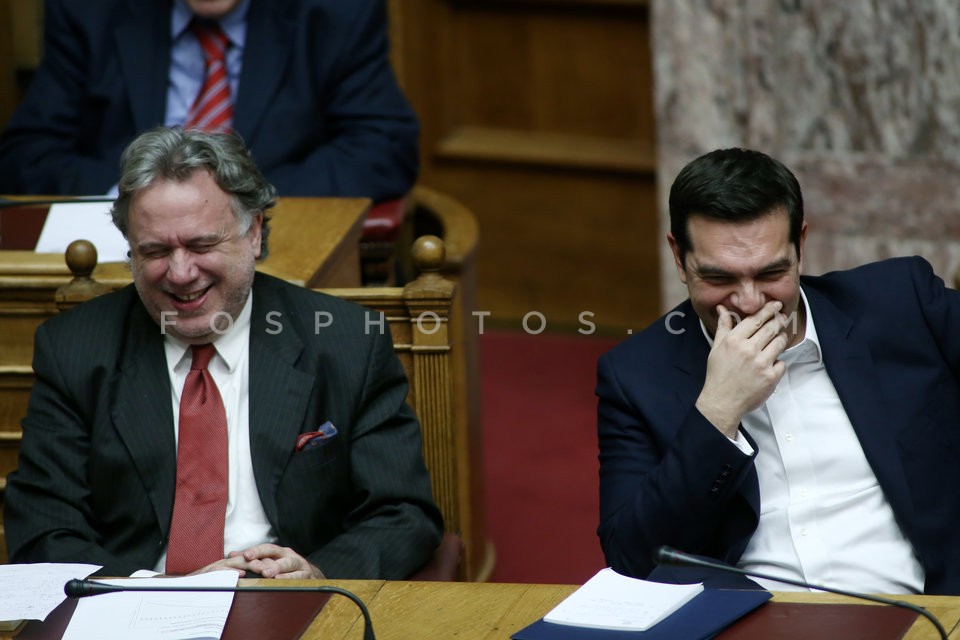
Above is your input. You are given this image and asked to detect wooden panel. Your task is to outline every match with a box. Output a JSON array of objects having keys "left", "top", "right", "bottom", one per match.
[
  {"left": 436, "top": 126, "right": 656, "bottom": 173},
  {"left": 394, "top": 0, "right": 660, "bottom": 331}
]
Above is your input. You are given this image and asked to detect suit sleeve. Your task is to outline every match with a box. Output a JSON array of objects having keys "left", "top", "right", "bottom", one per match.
[
  {"left": 596, "top": 352, "right": 758, "bottom": 579},
  {"left": 0, "top": 0, "right": 125, "bottom": 194},
  {"left": 263, "top": 0, "right": 418, "bottom": 201},
  {"left": 306, "top": 322, "right": 443, "bottom": 578},
  {"left": 911, "top": 258, "right": 960, "bottom": 372},
  {"left": 3, "top": 323, "right": 137, "bottom": 575}
]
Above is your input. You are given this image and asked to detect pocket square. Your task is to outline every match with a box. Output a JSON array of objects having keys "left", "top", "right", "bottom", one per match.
[{"left": 296, "top": 421, "right": 338, "bottom": 451}]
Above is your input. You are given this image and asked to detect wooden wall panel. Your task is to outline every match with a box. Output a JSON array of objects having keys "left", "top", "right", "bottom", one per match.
[{"left": 394, "top": 0, "right": 660, "bottom": 332}]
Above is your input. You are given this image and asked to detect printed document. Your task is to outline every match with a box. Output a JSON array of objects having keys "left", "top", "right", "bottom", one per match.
[
  {"left": 62, "top": 570, "right": 240, "bottom": 640},
  {"left": 0, "top": 563, "right": 101, "bottom": 623}
]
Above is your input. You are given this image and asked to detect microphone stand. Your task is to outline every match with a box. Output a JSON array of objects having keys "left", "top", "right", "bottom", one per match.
[
  {"left": 654, "top": 546, "right": 948, "bottom": 640},
  {"left": 65, "top": 579, "right": 376, "bottom": 640}
]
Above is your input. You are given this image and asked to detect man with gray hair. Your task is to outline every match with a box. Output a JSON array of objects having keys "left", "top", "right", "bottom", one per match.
[{"left": 4, "top": 126, "right": 442, "bottom": 579}]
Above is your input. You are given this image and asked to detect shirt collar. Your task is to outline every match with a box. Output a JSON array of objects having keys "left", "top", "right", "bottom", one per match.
[
  {"left": 165, "top": 291, "right": 253, "bottom": 374},
  {"left": 697, "top": 286, "right": 823, "bottom": 364},
  {"left": 171, "top": 0, "right": 251, "bottom": 46}
]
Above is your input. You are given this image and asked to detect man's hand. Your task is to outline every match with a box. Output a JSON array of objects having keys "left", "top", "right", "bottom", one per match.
[
  {"left": 225, "top": 544, "right": 326, "bottom": 579},
  {"left": 183, "top": 544, "right": 325, "bottom": 579},
  {"left": 696, "top": 301, "right": 789, "bottom": 437}
]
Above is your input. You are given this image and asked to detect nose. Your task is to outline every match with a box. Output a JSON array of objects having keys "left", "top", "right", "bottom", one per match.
[
  {"left": 730, "top": 280, "right": 765, "bottom": 316},
  {"left": 165, "top": 249, "right": 198, "bottom": 285}
]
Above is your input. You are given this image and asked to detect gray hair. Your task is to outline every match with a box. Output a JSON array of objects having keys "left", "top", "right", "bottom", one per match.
[{"left": 111, "top": 126, "right": 275, "bottom": 258}]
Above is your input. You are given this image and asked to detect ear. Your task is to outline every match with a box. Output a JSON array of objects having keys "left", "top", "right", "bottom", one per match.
[
  {"left": 797, "top": 221, "right": 808, "bottom": 273},
  {"left": 666, "top": 233, "right": 688, "bottom": 284},
  {"left": 249, "top": 212, "right": 264, "bottom": 259}
]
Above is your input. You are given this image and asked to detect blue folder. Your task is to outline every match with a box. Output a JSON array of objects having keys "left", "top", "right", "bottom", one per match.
[{"left": 511, "top": 588, "right": 772, "bottom": 640}]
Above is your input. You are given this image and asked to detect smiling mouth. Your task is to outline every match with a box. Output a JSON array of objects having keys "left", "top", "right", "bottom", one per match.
[{"left": 170, "top": 286, "right": 211, "bottom": 303}]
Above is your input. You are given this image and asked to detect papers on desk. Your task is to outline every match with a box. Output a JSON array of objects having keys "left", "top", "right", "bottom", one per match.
[
  {"left": 0, "top": 563, "right": 101, "bottom": 625},
  {"left": 35, "top": 201, "right": 129, "bottom": 263},
  {"left": 62, "top": 571, "right": 240, "bottom": 640},
  {"left": 542, "top": 568, "right": 703, "bottom": 631}
]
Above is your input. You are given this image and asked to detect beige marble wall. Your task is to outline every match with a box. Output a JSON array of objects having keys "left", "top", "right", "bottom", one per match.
[{"left": 653, "top": 0, "right": 960, "bottom": 308}]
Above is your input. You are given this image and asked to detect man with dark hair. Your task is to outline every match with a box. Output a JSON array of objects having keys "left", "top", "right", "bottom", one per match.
[
  {"left": 597, "top": 147, "right": 960, "bottom": 594},
  {"left": 4, "top": 127, "right": 442, "bottom": 579},
  {"left": 0, "top": 0, "right": 417, "bottom": 201}
]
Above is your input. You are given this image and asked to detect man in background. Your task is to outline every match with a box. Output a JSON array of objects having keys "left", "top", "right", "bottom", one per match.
[
  {"left": 0, "top": 0, "right": 417, "bottom": 201},
  {"left": 4, "top": 126, "right": 442, "bottom": 578},
  {"left": 597, "top": 147, "right": 960, "bottom": 594}
]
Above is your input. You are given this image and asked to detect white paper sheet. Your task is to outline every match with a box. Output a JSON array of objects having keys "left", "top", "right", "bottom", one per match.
[
  {"left": 62, "top": 571, "right": 240, "bottom": 640},
  {"left": 0, "top": 563, "right": 101, "bottom": 622},
  {"left": 543, "top": 567, "right": 704, "bottom": 632},
  {"left": 35, "top": 201, "right": 129, "bottom": 263}
]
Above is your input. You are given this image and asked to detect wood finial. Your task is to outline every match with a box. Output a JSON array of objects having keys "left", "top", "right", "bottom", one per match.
[
  {"left": 56, "top": 239, "right": 112, "bottom": 309},
  {"left": 412, "top": 234, "right": 445, "bottom": 273},
  {"left": 65, "top": 239, "right": 99, "bottom": 278}
]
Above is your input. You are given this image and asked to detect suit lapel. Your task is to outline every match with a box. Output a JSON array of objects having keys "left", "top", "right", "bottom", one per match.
[
  {"left": 110, "top": 301, "right": 177, "bottom": 536},
  {"left": 248, "top": 276, "right": 316, "bottom": 525},
  {"left": 805, "top": 285, "right": 915, "bottom": 525},
  {"left": 114, "top": 0, "right": 171, "bottom": 133},
  {"left": 234, "top": 0, "right": 295, "bottom": 144}
]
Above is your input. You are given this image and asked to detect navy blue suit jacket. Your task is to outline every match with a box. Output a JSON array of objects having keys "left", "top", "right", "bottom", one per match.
[
  {"left": 0, "top": 0, "right": 418, "bottom": 200},
  {"left": 597, "top": 257, "right": 960, "bottom": 594}
]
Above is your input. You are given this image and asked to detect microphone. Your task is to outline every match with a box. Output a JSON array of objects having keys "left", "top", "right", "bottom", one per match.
[
  {"left": 653, "top": 546, "right": 947, "bottom": 640},
  {"left": 0, "top": 196, "right": 115, "bottom": 208},
  {"left": 64, "top": 578, "right": 376, "bottom": 640}
]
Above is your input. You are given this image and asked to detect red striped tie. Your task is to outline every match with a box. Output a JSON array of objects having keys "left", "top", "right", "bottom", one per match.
[
  {"left": 166, "top": 344, "right": 229, "bottom": 575},
  {"left": 184, "top": 21, "right": 233, "bottom": 133}
]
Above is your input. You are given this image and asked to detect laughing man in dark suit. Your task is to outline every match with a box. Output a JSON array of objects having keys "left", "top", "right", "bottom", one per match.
[
  {"left": 597, "top": 148, "right": 960, "bottom": 594},
  {"left": 4, "top": 127, "right": 442, "bottom": 578}
]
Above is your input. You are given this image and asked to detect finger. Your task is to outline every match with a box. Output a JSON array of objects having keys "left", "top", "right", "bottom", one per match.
[
  {"left": 242, "top": 543, "right": 286, "bottom": 561},
  {"left": 754, "top": 315, "right": 790, "bottom": 352},
  {"left": 733, "top": 300, "right": 783, "bottom": 338},
  {"left": 261, "top": 556, "right": 302, "bottom": 579},
  {"left": 714, "top": 304, "right": 734, "bottom": 340},
  {"left": 759, "top": 329, "right": 790, "bottom": 363}
]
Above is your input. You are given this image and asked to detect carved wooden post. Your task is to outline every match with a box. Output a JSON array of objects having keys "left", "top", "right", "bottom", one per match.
[
  {"left": 55, "top": 239, "right": 111, "bottom": 311},
  {"left": 402, "top": 236, "right": 464, "bottom": 564}
]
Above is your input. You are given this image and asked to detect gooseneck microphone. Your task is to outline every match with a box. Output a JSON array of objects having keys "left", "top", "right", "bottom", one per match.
[
  {"left": 653, "top": 546, "right": 947, "bottom": 640},
  {"left": 0, "top": 196, "right": 115, "bottom": 208},
  {"left": 64, "top": 579, "right": 376, "bottom": 640}
]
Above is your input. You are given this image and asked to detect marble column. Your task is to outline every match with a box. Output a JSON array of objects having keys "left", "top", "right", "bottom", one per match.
[{"left": 653, "top": 0, "right": 960, "bottom": 308}]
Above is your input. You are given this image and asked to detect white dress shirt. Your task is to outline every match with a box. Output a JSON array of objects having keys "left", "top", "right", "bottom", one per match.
[
  {"left": 705, "top": 289, "right": 924, "bottom": 593},
  {"left": 153, "top": 292, "right": 277, "bottom": 573}
]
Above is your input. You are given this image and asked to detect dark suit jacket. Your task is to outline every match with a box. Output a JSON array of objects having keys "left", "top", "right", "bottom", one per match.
[
  {"left": 0, "top": 0, "right": 418, "bottom": 200},
  {"left": 596, "top": 257, "right": 960, "bottom": 594},
  {"left": 4, "top": 272, "right": 443, "bottom": 578}
]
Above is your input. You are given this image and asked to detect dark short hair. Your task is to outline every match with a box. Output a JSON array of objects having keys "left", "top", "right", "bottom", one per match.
[
  {"left": 111, "top": 126, "right": 276, "bottom": 258},
  {"left": 668, "top": 148, "right": 804, "bottom": 265}
]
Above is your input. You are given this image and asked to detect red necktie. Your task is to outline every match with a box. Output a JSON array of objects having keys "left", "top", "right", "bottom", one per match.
[
  {"left": 184, "top": 21, "right": 233, "bottom": 132},
  {"left": 166, "top": 344, "right": 229, "bottom": 575}
]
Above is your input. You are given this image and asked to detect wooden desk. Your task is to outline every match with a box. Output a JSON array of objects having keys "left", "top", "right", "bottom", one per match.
[
  {"left": 5, "top": 580, "right": 959, "bottom": 639},
  {"left": 294, "top": 580, "right": 960, "bottom": 640}
]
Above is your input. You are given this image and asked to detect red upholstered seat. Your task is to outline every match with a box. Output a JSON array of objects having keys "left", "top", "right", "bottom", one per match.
[{"left": 361, "top": 197, "right": 407, "bottom": 243}]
